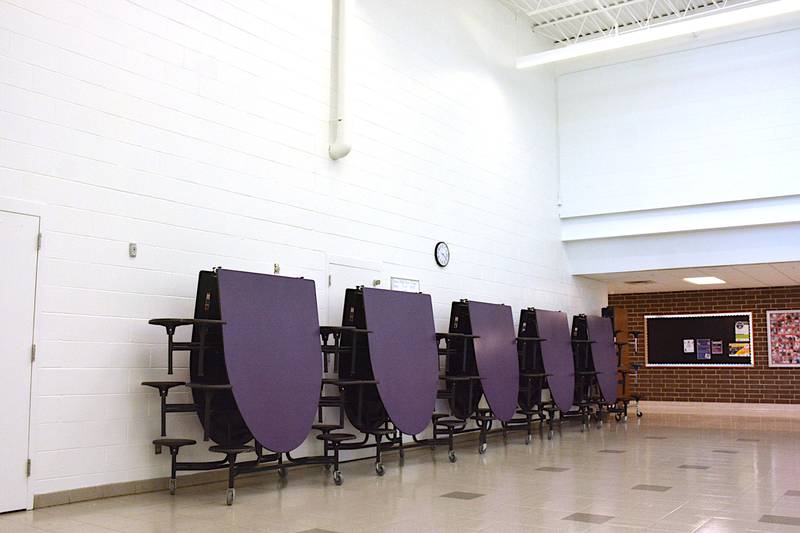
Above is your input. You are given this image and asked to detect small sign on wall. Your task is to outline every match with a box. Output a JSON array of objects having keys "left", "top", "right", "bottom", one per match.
[
  {"left": 390, "top": 277, "right": 421, "bottom": 293},
  {"left": 696, "top": 339, "right": 711, "bottom": 360},
  {"left": 729, "top": 343, "right": 750, "bottom": 357},
  {"left": 735, "top": 321, "right": 750, "bottom": 342}
]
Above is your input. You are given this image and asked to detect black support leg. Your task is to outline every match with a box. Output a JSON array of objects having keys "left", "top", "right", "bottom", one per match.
[
  {"left": 225, "top": 453, "right": 237, "bottom": 506},
  {"left": 168, "top": 448, "right": 178, "bottom": 495},
  {"left": 332, "top": 444, "right": 343, "bottom": 485},
  {"left": 374, "top": 434, "right": 384, "bottom": 476},
  {"left": 159, "top": 391, "right": 168, "bottom": 437},
  {"left": 398, "top": 432, "right": 405, "bottom": 465}
]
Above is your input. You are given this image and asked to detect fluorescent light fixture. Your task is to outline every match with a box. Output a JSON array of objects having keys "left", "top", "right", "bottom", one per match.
[
  {"left": 683, "top": 276, "right": 727, "bottom": 285},
  {"left": 516, "top": 0, "right": 800, "bottom": 68}
]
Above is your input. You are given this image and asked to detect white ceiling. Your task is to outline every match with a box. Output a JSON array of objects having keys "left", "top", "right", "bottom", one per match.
[
  {"left": 499, "top": 0, "right": 772, "bottom": 44},
  {"left": 585, "top": 262, "right": 800, "bottom": 294}
]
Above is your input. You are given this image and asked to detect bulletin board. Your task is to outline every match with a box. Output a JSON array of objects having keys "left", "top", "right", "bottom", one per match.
[
  {"left": 766, "top": 310, "right": 800, "bottom": 368},
  {"left": 645, "top": 312, "right": 753, "bottom": 367}
]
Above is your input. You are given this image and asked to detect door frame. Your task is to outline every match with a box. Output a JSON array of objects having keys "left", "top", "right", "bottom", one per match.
[
  {"left": 325, "top": 255, "right": 384, "bottom": 325},
  {"left": 0, "top": 197, "right": 44, "bottom": 510}
]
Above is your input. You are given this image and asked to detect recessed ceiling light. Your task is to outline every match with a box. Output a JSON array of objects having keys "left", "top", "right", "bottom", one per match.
[{"left": 683, "top": 276, "right": 726, "bottom": 285}]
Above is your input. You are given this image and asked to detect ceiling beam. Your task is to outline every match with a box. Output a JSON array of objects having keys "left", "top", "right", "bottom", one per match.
[
  {"left": 517, "top": 0, "right": 800, "bottom": 68},
  {"left": 526, "top": 0, "right": 589, "bottom": 17},
  {"left": 532, "top": 0, "right": 646, "bottom": 29}
]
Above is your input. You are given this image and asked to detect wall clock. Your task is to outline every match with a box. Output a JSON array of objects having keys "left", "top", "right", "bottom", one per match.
[{"left": 434, "top": 241, "right": 450, "bottom": 267}]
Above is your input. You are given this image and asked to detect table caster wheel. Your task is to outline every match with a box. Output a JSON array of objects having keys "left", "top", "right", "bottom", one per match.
[
  {"left": 479, "top": 443, "right": 487, "bottom": 454},
  {"left": 525, "top": 433, "right": 532, "bottom": 445},
  {"left": 375, "top": 462, "right": 385, "bottom": 476},
  {"left": 278, "top": 467, "right": 287, "bottom": 480},
  {"left": 623, "top": 414, "right": 628, "bottom": 422},
  {"left": 548, "top": 429, "right": 554, "bottom": 440},
  {"left": 333, "top": 470, "right": 343, "bottom": 485},
  {"left": 637, "top": 410, "right": 643, "bottom": 418},
  {"left": 448, "top": 450, "right": 457, "bottom": 463},
  {"left": 225, "top": 488, "right": 235, "bottom": 506},
  {"left": 581, "top": 423, "right": 586, "bottom": 432},
  {"left": 615, "top": 413, "right": 622, "bottom": 422},
  {"left": 168, "top": 478, "right": 176, "bottom": 496}
]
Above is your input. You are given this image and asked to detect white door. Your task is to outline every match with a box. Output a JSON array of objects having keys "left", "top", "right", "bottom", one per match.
[
  {"left": 327, "top": 260, "right": 384, "bottom": 325},
  {"left": 325, "top": 259, "right": 384, "bottom": 460},
  {"left": 0, "top": 211, "right": 38, "bottom": 513}
]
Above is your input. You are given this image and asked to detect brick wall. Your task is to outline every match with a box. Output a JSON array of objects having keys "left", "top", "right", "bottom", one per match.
[{"left": 609, "top": 286, "right": 800, "bottom": 403}]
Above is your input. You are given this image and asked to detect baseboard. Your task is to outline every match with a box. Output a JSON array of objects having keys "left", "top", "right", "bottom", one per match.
[
  {"left": 640, "top": 400, "right": 800, "bottom": 418},
  {"left": 33, "top": 468, "right": 230, "bottom": 509}
]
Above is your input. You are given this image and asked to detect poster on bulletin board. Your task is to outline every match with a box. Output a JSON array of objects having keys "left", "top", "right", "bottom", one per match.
[
  {"left": 767, "top": 310, "right": 800, "bottom": 368},
  {"left": 645, "top": 312, "right": 754, "bottom": 367}
]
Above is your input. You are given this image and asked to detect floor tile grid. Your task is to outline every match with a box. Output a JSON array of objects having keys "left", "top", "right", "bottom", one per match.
[{"left": 2, "top": 412, "right": 800, "bottom": 533}]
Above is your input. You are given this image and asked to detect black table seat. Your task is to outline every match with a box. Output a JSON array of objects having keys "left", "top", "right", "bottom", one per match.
[
  {"left": 436, "top": 418, "right": 466, "bottom": 428},
  {"left": 312, "top": 424, "right": 343, "bottom": 432},
  {"left": 316, "top": 433, "right": 357, "bottom": 443},
  {"left": 142, "top": 381, "right": 186, "bottom": 392},
  {"left": 209, "top": 444, "right": 255, "bottom": 455},
  {"left": 153, "top": 438, "right": 196, "bottom": 449}
]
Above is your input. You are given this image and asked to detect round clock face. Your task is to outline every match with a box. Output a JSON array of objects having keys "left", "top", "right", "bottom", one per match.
[{"left": 435, "top": 241, "right": 450, "bottom": 267}]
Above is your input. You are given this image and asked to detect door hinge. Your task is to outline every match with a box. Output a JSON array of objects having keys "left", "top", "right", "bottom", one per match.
[
  {"left": 31, "top": 343, "right": 36, "bottom": 362},
  {"left": 36, "top": 232, "right": 42, "bottom": 251},
  {"left": 26, "top": 459, "right": 31, "bottom": 477}
]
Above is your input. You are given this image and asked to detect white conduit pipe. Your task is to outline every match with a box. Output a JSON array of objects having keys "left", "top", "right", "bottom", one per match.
[{"left": 329, "top": 0, "right": 351, "bottom": 160}]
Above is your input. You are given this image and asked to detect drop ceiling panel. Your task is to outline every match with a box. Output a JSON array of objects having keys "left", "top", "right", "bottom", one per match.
[
  {"left": 773, "top": 263, "right": 800, "bottom": 283},
  {"left": 736, "top": 264, "right": 797, "bottom": 286},
  {"left": 587, "top": 261, "right": 800, "bottom": 293}
]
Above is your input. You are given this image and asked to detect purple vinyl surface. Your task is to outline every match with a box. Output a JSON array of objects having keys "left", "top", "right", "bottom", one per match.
[
  {"left": 361, "top": 288, "right": 438, "bottom": 435},
  {"left": 217, "top": 269, "right": 322, "bottom": 452},
  {"left": 586, "top": 315, "right": 618, "bottom": 404},
  {"left": 534, "top": 309, "right": 575, "bottom": 412},
  {"left": 468, "top": 301, "right": 519, "bottom": 422}
]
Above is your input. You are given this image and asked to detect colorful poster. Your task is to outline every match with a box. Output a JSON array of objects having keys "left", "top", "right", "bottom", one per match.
[
  {"left": 767, "top": 310, "right": 800, "bottom": 367},
  {"left": 696, "top": 339, "right": 711, "bottom": 360},
  {"left": 711, "top": 340, "right": 723, "bottom": 355},
  {"left": 735, "top": 321, "right": 750, "bottom": 342},
  {"left": 729, "top": 342, "right": 750, "bottom": 357},
  {"left": 683, "top": 339, "right": 695, "bottom": 354}
]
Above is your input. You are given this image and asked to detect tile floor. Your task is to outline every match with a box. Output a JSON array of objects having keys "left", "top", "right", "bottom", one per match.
[{"left": 3, "top": 410, "right": 800, "bottom": 532}]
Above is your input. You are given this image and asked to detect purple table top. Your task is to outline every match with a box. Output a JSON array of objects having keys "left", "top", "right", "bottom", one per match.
[
  {"left": 586, "top": 315, "right": 618, "bottom": 404},
  {"left": 534, "top": 309, "right": 575, "bottom": 412},
  {"left": 468, "top": 301, "right": 519, "bottom": 422},
  {"left": 362, "top": 288, "right": 438, "bottom": 435},
  {"left": 217, "top": 269, "right": 322, "bottom": 452}
]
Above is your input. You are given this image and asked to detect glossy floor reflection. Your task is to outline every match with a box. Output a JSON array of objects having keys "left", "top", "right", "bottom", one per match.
[{"left": 3, "top": 409, "right": 800, "bottom": 532}]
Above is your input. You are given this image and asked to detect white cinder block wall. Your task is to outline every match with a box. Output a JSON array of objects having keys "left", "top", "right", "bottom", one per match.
[
  {"left": 0, "top": 0, "right": 606, "bottom": 496},
  {"left": 557, "top": 27, "right": 800, "bottom": 275}
]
